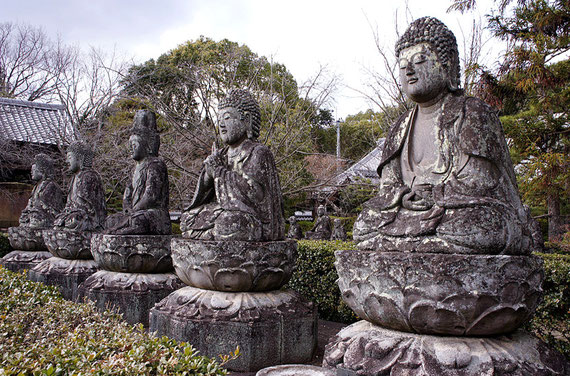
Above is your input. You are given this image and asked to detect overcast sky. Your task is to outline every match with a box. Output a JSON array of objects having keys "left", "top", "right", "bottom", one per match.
[{"left": 2, "top": 0, "right": 497, "bottom": 118}]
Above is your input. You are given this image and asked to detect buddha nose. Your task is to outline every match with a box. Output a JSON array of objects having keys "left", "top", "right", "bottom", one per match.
[{"left": 406, "top": 63, "right": 415, "bottom": 75}]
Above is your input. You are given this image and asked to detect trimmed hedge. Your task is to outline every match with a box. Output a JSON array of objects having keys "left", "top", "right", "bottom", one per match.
[
  {"left": 288, "top": 240, "right": 570, "bottom": 357},
  {"left": 0, "top": 267, "right": 229, "bottom": 375},
  {"left": 526, "top": 252, "right": 570, "bottom": 358},
  {"left": 287, "top": 240, "right": 358, "bottom": 323}
]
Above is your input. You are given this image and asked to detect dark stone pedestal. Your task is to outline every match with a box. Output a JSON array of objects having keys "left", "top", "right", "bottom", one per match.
[
  {"left": 323, "top": 320, "right": 570, "bottom": 376},
  {"left": 0, "top": 250, "right": 52, "bottom": 273},
  {"left": 79, "top": 270, "right": 183, "bottom": 327},
  {"left": 150, "top": 287, "right": 318, "bottom": 372},
  {"left": 28, "top": 257, "right": 98, "bottom": 300}
]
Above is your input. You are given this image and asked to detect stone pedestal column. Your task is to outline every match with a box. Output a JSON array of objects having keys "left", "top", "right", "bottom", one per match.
[
  {"left": 149, "top": 239, "right": 317, "bottom": 373},
  {"left": 78, "top": 234, "right": 183, "bottom": 327},
  {"left": 1, "top": 227, "right": 51, "bottom": 272},
  {"left": 27, "top": 229, "right": 97, "bottom": 301}
]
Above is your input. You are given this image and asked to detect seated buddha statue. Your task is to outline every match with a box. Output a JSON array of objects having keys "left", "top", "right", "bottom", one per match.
[
  {"left": 180, "top": 89, "right": 284, "bottom": 241},
  {"left": 353, "top": 17, "right": 534, "bottom": 255},
  {"left": 105, "top": 110, "right": 171, "bottom": 235},
  {"left": 305, "top": 205, "right": 332, "bottom": 240},
  {"left": 53, "top": 142, "right": 106, "bottom": 232},
  {"left": 18, "top": 153, "right": 65, "bottom": 228}
]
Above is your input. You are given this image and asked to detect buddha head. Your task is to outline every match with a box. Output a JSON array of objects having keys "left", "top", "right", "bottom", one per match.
[
  {"left": 289, "top": 215, "right": 297, "bottom": 225},
  {"left": 66, "top": 142, "right": 94, "bottom": 173},
  {"left": 31, "top": 153, "right": 55, "bottom": 181},
  {"left": 130, "top": 110, "right": 160, "bottom": 158},
  {"left": 317, "top": 205, "right": 326, "bottom": 217},
  {"left": 395, "top": 17, "right": 461, "bottom": 104},
  {"left": 218, "top": 89, "right": 261, "bottom": 146}
]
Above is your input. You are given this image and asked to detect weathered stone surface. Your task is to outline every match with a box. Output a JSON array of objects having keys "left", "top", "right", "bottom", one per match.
[
  {"left": 323, "top": 320, "right": 569, "bottom": 376},
  {"left": 331, "top": 218, "right": 347, "bottom": 241},
  {"left": 105, "top": 110, "right": 171, "bottom": 235},
  {"left": 287, "top": 216, "right": 303, "bottom": 240},
  {"left": 7, "top": 226, "right": 48, "bottom": 251},
  {"left": 43, "top": 229, "right": 93, "bottom": 259},
  {"left": 171, "top": 239, "right": 296, "bottom": 292},
  {"left": 150, "top": 287, "right": 317, "bottom": 372},
  {"left": 91, "top": 234, "right": 173, "bottom": 273},
  {"left": 53, "top": 142, "right": 106, "bottom": 232},
  {"left": 0, "top": 250, "right": 52, "bottom": 272},
  {"left": 79, "top": 270, "right": 183, "bottom": 327},
  {"left": 28, "top": 257, "right": 97, "bottom": 300},
  {"left": 336, "top": 250, "right": 543, "bottom": 336},
  {"left": 17, "top": 153, "right": 65, "bottom": 229},
  {"left": 305, "top": 205, "right": 332, "bottom": 240},
  {"left": 257, "top": 365, "right": 335, "bottom": 376},
  {"left": 352, "top": 17, "right": 538, "bottom": 255},
  {"left": 180, "top": 89, "right": 284, "bottom": 242}
]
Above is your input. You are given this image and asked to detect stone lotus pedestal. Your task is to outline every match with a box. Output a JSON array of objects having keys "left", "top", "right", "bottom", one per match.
[
  {"left": 27, "top": 229, "right": 97, "bottom": 301},
  {"left": 321, "top": 251, "right": 570, "bottom": 375},
  {"left": 1, "top": 227, "right": 51, "bottom": 272},
  {"left": 78, "top": 234, "right": 183, "bottom": 327},
  {"left": 149, "top": 239, "right": 317, "bottom": 373}
]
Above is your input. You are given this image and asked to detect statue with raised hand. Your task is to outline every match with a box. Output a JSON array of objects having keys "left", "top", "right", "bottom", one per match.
[
  {"left": 305, "top": 205, "right": 332, "bottom": 240},
  {"left": 180, "top": 89, "right": 284, "bottom": 241}
]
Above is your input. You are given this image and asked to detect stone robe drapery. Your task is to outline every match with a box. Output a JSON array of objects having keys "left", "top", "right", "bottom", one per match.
[
  {"left": 107, "top": 157, "right": 171, "bottom": 235},
  {"left": 19, "top": 179, "right": 65, "bottom": 228},
  {"left": 54, "top": 169, "right": 106, "bottom": 232},
  {"left": 181, "top": 139, "right": 284, "bottom": 241},
  {"left": 353, "top": 93, "right": 532, "bottom": 255}
]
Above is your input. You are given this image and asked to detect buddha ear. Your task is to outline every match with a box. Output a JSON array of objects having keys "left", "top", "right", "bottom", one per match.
[{"left": 244, "top": 111, "right": 253, "bottom": 139}]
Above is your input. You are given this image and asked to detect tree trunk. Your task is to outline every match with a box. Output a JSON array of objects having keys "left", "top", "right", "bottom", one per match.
[{"left": 547, "top": 190, "right": 563, "bottom": 242}]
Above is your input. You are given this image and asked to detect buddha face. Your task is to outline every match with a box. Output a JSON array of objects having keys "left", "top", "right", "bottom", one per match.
[
  {"left": 129, "top": 134, "right": 148, "bottom": 161},
  {"left": 399, "top": 43, "right": 448, "bottom": 105},
  {"left": 218, "top": 107, "right": 248, "bottom": 146},
  {"left": 66, "top": 151, "right": 81, "bottom": 173},
  {"left": 30, "top": 163, "right": 43, "bottom": 181}
]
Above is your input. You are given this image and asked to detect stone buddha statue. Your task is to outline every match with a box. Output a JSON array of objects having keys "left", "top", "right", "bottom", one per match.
[
  {"left": 105, "top": 110, "right": 171, "bottom": 235},
  {"left": 353, "top": 16, "right": 533, "bottom": 255},
  {"left": 287, "top": 215, "right": 303, "bottom": 240},
  {"left": 18, "top": 153, "right": 65, "bottom": 228},
  {"left": 305, "top": 205, "right": 332, "bottom": 240},
  {"left": 53, "top": 142, "right": 106, "bottom": 232},
  {"left": 331, "top": 218, "right": 347, "bottom": 241},
  {"left": 180, "top": 89, "right": 284, "bottom": 241}
]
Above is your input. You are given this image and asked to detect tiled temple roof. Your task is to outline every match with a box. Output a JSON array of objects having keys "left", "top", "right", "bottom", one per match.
[{"left": 0, "top": 97, "right": 76, "bottom": 145}]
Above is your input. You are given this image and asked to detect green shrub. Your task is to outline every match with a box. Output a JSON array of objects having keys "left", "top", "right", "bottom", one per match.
[
  {"left": 526, "top": 252, "right": 570, "bottom": 358},
  {"left": 0, "top": 232, "right": 12, "bottom": 258},
  {"left": 0, "top": 266, "right": 229, "bottom": 375},
  {"left": 287, "top": 240, "right": 358, "bottom": 323}
]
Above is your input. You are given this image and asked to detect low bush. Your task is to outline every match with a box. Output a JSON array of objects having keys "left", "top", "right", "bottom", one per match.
[
  {"left": 0, "top": 267, "right": 229, "bottom": 375},
  {"left": 526, "top": 252, "right": 570, "bottom": 358},
  {"left": 287, "top": 240, "right": 358, "bottom": 323},
  {"left": 0, "top": 232, "right": 12, "bottom": 258}
]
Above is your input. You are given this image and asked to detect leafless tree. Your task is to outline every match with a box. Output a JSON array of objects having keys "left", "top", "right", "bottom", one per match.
[{"left": 0, "top": 22, "right": 75, "bottom": 102}]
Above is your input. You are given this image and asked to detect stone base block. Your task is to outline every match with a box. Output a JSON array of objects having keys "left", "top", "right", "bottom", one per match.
[
  {"left": 256, "top": 365, "right": 335, "bottom": 375},
  {"left": 323, "top": 320, "right": 569, "bottom": 376},
  {"left": 0, "top": 250, "right": 52, "bottom": 273},
  {"left": 79, "top": 270, "right": 184, "bottom": 327},
  {"left": 149, "top": 287, "right": 317, "bottom": 372},
  {"left": 28, "top": 257, "right": 98, "bottom": 300}
]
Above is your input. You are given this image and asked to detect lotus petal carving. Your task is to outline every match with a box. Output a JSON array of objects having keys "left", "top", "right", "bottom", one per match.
[
  {"left": 43, "top": 229, "right": 93, "bottom": 259},
  {"left": 8, "top": 227, "right": 48, "bottom": 251},
  {"left": 335, "top": 250, "right": 544, "bottom": 335},
  {"left": 91, "top": 234, "right": 173, "bottom": 273},
  {"left": 171, "top": 239, "right": 297, "bottom": 292}
]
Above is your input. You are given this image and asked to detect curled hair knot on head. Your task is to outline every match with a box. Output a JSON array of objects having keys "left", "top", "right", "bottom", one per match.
[{"left": 219, "top": 89, "right": 262, "bottom": 140}]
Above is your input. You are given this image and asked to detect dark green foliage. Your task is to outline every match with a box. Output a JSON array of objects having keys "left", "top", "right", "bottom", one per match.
[
  {"left": 287, "top": 240, "right": 359, "bottom": 323},
  {"left": 0, "top": 266, "right": 228, "bottom": 375},
  {"left": 526, "top": 252, "right": 570, "bottom": 357},
  {"left": 337, "top": 179, "right": 379, "bottom": 215},
  {"left": 0, "top": 232, "right": 12, "bottom": 258}
]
